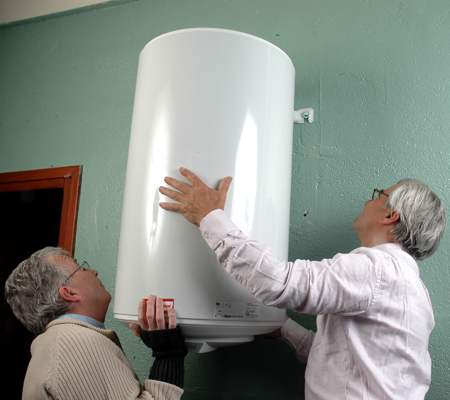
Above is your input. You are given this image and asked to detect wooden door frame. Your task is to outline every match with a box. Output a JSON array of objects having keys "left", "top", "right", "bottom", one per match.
[{"left": 0, "top": 166, "right": 82, "bottom": 255}]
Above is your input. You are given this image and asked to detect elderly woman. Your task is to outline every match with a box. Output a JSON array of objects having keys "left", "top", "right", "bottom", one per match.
[{"left": 160, "top": 170, "right": 447, "bottom": 400}]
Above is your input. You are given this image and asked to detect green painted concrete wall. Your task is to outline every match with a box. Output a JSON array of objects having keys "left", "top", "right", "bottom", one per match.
[{"left": 1, "top": 1, "right": 449, "bottom": 398}]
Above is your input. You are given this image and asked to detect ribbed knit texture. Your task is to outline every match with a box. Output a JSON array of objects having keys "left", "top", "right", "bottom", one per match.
[
  {"left": 149, "top": 358, "right": 185, "bottom": 388},
  {"left": 22, "top": 319, "right": 183, "bottom": 400},
  {"left": 141, "top": 327, "right": 187, "bottom": 388}
]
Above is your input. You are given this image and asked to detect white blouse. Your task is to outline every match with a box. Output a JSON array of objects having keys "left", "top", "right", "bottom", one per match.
[{"left": 200, "top": 209, "right": 434, "bottom": 400}]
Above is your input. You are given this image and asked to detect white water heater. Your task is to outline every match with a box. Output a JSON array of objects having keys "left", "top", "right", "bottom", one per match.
[{"left": 114, "top": 28, "right": 295, "bottom": 352}]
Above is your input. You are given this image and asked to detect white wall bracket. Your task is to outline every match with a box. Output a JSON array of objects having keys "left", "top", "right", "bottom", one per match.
[{"left": 293, "top": 108, "right": 315, "bottom": 124}]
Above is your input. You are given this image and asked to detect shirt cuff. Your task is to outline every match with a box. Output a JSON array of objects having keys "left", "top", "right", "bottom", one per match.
[
  {"left": 280, "top": 318, "right": 313, "bottom": 351},
  {"left": 199, "top": 209, "right": 240, "bottom": 249}
]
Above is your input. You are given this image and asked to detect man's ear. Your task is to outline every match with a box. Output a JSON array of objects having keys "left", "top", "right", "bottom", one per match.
[
  {"left": 58, "top": 286, "right": 82, "bottom": 303},
  {"left": 382, "top": 209, "right": 400, "bottom": 225}
]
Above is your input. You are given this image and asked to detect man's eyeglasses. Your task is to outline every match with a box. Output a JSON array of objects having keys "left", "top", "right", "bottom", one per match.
[
  {"left": 371, "top": 188, "right": 389, "bottom": 201},
  {"left": 61, "top": 260, "right": 90, "bottom": 286}
]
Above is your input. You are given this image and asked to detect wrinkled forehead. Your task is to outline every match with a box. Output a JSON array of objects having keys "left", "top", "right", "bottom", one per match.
[{"left": 384, "top": 183, "right": 401, "bottom": 195}]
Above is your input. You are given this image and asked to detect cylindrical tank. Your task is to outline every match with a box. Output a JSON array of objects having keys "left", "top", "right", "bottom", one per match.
[{"left": 114, "top": 28, "right": 295, "bottom": 352}]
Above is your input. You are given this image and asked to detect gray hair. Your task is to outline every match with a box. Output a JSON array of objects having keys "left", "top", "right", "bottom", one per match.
[
  {"left": 5, "top": 246, "right": 72, "bottom": 335},
  {"left": 387, "top": 179, "right": 447, "bottom": 260}
]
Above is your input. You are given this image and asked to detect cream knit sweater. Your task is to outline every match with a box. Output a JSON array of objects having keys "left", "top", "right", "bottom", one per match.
[{"left": 22, "top": 319, "right": 183, "bottom": 400}]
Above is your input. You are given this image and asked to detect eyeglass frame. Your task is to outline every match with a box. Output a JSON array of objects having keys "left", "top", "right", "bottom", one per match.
[
  {"left": 61, "top": 260, "right": 91, "bottom": 286},
  {"left": 372, "top": 188, "right": 390, "bottom": 201}
]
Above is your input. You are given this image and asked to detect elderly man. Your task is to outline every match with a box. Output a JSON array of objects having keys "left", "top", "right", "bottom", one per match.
[
  {"left": 159, "top": 168, "right": 446, "bottom": 400},
  {"left": 5, "top": 247, "right": 187, "bottom": 400}
]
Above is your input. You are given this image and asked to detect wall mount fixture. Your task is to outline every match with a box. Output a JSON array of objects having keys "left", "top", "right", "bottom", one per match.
[{"left": 294, "top": 107, "right": 315, "bottom": 124}]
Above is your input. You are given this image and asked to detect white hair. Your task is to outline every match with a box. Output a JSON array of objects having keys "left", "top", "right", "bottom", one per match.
[
  {"left": 5, "top": 247, "right": 72, "bottom": 334},
  {"left": 387, "top": 179, "right": 447, "bottom": 260}
]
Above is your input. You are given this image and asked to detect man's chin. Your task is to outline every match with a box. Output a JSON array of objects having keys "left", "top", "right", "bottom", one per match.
[{"left": 104, "top": 291, "right": 112, "bottom": 304}]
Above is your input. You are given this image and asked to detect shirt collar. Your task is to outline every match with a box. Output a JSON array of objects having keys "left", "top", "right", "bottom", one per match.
[
  {"left": 372, "top": 242, "right": 419, "bottom": 274},
  {"left": 57, "top": 313, "right": 105, "bottom": 329}
]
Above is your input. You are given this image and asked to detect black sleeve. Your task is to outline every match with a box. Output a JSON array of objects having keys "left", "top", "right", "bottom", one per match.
[{"left": 140, "top": 327, "right": 187, "bottom": 388}]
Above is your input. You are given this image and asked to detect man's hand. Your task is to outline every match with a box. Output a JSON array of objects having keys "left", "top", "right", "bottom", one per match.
[
  {"left": 128, "top": 295, "right": 177, "bottom": 337},
  {"left": 159, "top": 167, "right": 232, "bottom": 226}
]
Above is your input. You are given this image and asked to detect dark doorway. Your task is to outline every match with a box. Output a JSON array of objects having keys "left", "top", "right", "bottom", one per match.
[{"left": 0, "top": 166, "right": 81, "bottom": 400}]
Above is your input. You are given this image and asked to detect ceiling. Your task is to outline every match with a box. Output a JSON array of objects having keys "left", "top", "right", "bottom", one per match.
[{"left": 0, "top": 0, "right": 110, "bottom": 24}]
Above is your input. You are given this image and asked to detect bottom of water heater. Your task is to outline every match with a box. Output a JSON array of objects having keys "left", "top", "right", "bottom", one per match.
[{"left": 115, "top": 313, "right": 286, "bottom": 353}]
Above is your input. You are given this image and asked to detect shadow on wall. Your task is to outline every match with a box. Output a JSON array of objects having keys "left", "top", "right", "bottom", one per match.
[
  {"left": 183, "top": 336, "right": 306, "bottom": 400},
  {"left": 289, "top": 220, "right": 358, "bottom": 264}
]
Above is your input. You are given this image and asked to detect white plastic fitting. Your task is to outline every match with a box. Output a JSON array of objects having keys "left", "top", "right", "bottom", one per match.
[{"left": 293, "top": 107, "right": 314, "bottom": 123}]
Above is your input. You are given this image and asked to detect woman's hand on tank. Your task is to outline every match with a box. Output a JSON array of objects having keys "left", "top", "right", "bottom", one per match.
[
  {"left": 159, "top": 167, "right": 232, "bottom": 225},
  {"left": 128, "top": 295, "right": 177, "bottom": 336}
]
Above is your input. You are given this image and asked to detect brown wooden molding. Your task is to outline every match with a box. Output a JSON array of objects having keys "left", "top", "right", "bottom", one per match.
[{"left": 0, "top": 166, "right": 82, "bottom": 255}]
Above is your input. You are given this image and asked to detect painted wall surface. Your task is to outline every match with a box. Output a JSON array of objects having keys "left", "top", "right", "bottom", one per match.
[{"left": 1, "top": 1, "right": 449, "bottom": 399}]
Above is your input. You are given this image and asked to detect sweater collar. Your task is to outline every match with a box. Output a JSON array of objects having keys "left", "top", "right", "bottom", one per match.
[{"left": 46, "top": 318, "right": 122, "bottom": 348}]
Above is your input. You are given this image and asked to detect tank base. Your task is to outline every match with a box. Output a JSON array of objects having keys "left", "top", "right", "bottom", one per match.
[
  {"left": 185, "top": 336, "right": 254, "bottom": 353},
  {"left": 115, "top": 313, "right": 285, "bottom": 353}
]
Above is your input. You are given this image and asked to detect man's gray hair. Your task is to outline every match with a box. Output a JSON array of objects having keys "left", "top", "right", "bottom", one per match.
[
  {"left": 5, "top": 247, "right": 72, "bottom": 335},
  {"left": 387, "top": 179, "right": 447, "bottom": 260}
]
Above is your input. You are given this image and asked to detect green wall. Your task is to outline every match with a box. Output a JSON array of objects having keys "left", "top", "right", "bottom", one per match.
[{"left": 1, "top": 1, "right": 449, "bottom": 398}]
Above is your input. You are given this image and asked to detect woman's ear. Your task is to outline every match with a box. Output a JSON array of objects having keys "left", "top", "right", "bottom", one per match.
[
  {"left": 383, "top": 210, "right": 400, "bottom": 225},
  {"left": 58, "top": 286, "right": 81, "bottom": 303}
]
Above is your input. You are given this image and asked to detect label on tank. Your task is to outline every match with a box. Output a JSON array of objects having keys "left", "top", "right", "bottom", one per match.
[{"left": 213, "top": 301, "right": 260, "bottom": 319}]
